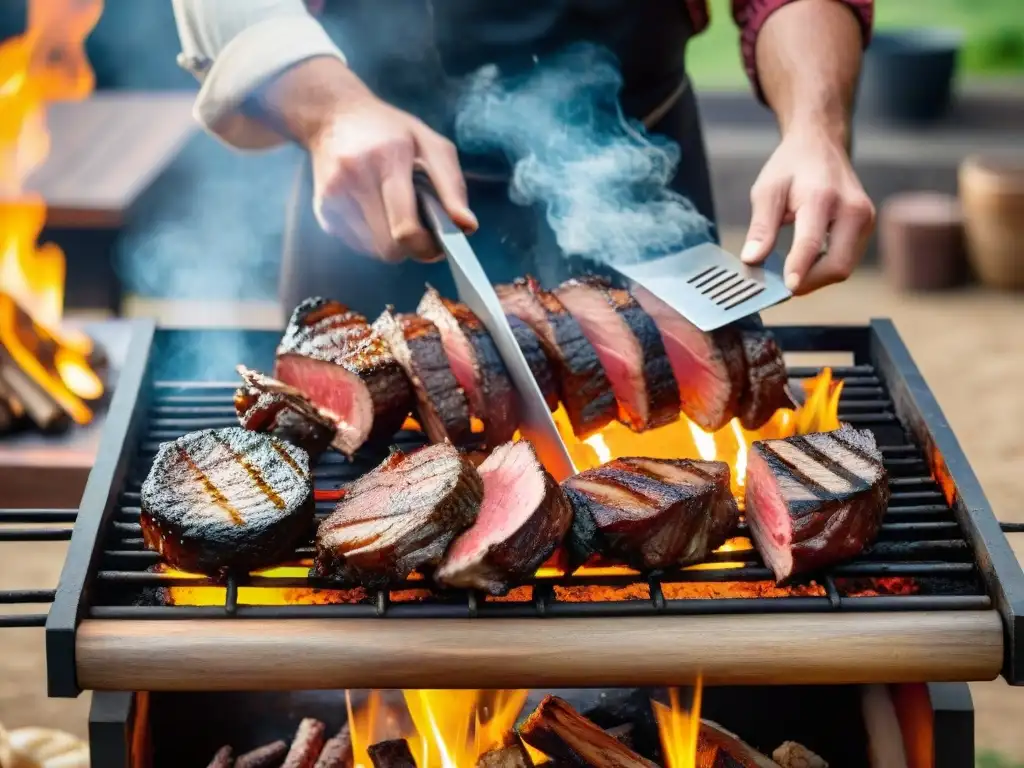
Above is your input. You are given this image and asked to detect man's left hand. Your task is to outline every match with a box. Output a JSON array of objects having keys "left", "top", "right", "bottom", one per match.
[{"left": 739, "top": 126, "right": 875, "bottom": 295}]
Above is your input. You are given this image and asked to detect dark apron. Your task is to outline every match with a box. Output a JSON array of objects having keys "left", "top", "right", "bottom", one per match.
[{"left": 280, "top": 1, "right": 720, "bottom": 318}]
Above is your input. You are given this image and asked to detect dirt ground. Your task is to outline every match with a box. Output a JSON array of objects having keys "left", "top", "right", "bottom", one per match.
[{"left": 1, "top": 267, "right": 1022, "bottom": 758}]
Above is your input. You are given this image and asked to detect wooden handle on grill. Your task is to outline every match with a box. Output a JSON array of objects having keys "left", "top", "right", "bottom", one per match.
[{"left": 74, "top": 611, "right": 1004, "bottom": 691}]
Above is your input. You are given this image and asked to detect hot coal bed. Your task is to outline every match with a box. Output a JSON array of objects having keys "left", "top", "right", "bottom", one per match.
[{"left": 21, "top": 321, "right": 1024, "bottom": 767}]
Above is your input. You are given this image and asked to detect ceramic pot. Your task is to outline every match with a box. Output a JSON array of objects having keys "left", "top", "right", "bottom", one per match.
[
  {"left": 959, "top": 155, "right": 1024, "bottom": 291},
  {"left": 859, "top": 29, "right": 962, "bottom": 125},
  {"left": 879, "top": 192, "right": 967, "bottom": 291}
]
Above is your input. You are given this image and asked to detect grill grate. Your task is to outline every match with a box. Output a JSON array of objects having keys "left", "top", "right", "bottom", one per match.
[{"left": 84, "top": 362, "right": 989, "bottom": 620}]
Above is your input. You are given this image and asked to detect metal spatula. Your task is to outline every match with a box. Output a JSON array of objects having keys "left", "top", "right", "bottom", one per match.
[{"left": 611, "top": 242, "right": 792, "bottom": 332}]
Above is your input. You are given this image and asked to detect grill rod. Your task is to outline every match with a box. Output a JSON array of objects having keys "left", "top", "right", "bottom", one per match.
[{"left": 0, "top": 508, "right": 77, "bottom": 627}]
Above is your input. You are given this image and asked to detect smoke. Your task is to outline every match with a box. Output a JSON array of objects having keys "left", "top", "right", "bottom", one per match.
[{"left": 455, "top": 44, "right": 713, "bottom": 266}]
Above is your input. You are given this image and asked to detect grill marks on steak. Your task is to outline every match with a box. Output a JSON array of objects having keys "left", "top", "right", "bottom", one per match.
[
  {"left": 631, "top": 285, "right": 747, "bottom": 432},
  {"left": 507, "top": 314, "right": 559, "bottom": 411},
  {"left": 274, "top": 298, "right": 412, "bottom": 457},
  {"left": 497, "top": 276, "right": 616, "bottom": 437},
  {"left": 234, "top": 365, "right": 336, "bottom": 463},
  {"left": 417, "top": 286, "right": 517, "bottom": 448},
  {"left": 562, "top": 457, "right": 739, "bottom": 571},
  {"left": 744, "top": 424, "right": 889, "bottom": 582},
  {"left": 141, "top": 427, "right": 314, "bottom": 575},
  {"left": 435, "top": 440, "right": 573, "bottom": 595},
  {"left": 556, "top": 277, "right": 680, "bottom": 432},
  {"left": 371, "top": 307, "right": 472, "bottom": 446},
  {"left": 312, "top": 442, "right": 483, "bottom": 586},
  {"left": 737, "top": 329, "right": 794, "bottom": 430}
]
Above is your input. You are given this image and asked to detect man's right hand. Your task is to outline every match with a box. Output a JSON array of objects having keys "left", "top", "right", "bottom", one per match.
[{"left": 264, "top": 57, "right": 478, "bottom": 263}]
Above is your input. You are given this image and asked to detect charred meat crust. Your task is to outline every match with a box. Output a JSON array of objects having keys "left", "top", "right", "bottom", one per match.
[
  {"left": 737, "top": 329, "right": 793, "bottom": 430},
  {"left": 434, "top": 441, "right": 574, "bottom": 595},
  {"left": 506, "top": 314, "right": 559, "bottom": 411},
  {"left": 555, "top": 276, "right": 680, "bottom": 432},
  {"left": 496, "top": 276, "right": 616, "bottom": 438},
  {"left": 234, "top": 366, "right": 336, "bottom": 463},
  {"left": 417, "top": 286, "right": 518, "bottom": 448},
  {"left": 274, "top": 297, "right": 413, "bottom": 453},
  {"left": 745, "top": 424, "right": 889, "bottom": 582},
  {"left": 312, "top": 443, "right": 484, "bottom": 587},
  {"left": 141, "top": 427, "right": 315, "bottom": 576},
  {"left": 562, "top": 457, "right": 738, "bottom": 571},
  {"left": 371, "top": 307, "right": 473, "bottom": 447}
]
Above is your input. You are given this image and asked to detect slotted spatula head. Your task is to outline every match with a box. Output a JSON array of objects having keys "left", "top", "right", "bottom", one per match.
[{"left": 611, "top": 242, "right": 792, "bottom": 332}]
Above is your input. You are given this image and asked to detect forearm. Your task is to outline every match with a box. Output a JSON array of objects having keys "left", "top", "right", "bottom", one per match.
[{"left": 754, "top": 0, "right": 867, "bottom": 147}]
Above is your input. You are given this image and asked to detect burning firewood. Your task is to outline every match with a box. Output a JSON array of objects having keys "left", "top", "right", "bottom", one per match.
[
  {"left": 206, "top": 745, "right": 233, "bottom": 768},
  {"left": 282, "top": 718, "right": 327, "bottom": 768},
  {"left": 695, "top": 720, "right": 781, "bottom": 768},
  {"left": 235, "top": 740, "right": 288, "bottom": 768},
  {"left": 314, "top": 723, "right": 354, "bottom": 768},
  {"left": 518, "top": 695, "right": 657, "bottom": 768},
  {"left": 367, "top": 739, "right": 417, "bottom": 768},
  {"left": 476, "top": 738, "right": 533, "bottom": 768},
  {"left": 772, "top": 741, "right": 828, "bottom": 768}
]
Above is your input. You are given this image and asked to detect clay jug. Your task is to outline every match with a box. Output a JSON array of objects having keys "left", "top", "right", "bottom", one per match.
[{"left": 959, "top": 155, "right": 1024, "bottom": 290}]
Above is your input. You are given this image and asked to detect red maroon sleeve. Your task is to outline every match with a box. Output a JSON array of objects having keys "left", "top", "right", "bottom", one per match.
[{"left": 731, "top": 0, "right": 875, "bottom": 103}]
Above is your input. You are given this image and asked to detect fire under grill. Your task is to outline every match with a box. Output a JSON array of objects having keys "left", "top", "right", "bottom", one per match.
[{"left": 34, "top": 321, "right": 1024, "bottom": 696}]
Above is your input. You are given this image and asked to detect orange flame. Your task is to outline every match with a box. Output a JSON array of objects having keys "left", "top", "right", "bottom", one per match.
[
  {"left": 0, "top": 0, "right": 104, "bottom": 423},
  {"left": 654, "top": 679, "right": 704, "bottom": 768}
]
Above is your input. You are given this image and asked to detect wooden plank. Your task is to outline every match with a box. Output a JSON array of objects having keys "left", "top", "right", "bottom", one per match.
[
  {"left": 74, "top": 611, "right": 1004, "bottom": 692},
  {"left": 25, "top": 92, "right": 197, "bottom": 229}
]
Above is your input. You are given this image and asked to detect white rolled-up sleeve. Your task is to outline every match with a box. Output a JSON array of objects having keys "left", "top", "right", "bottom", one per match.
[{"left": 171, "top": 0, "right": 347, "bottom": 150}]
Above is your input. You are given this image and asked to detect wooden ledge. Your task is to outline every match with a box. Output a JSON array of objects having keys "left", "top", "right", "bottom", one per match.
[{"left": 75, "top": 611, "right": 1005, "bottom": 691}]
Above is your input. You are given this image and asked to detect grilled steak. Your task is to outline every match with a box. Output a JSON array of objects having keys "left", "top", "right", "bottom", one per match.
[
  {"left": 507, "top": 314, "right": 559, "bottom": 411},
  {"left": 631, "top": 285, "right": 746, "bottom": 432},
  {"left": 435, "top": 440, "right": 573, "bottom": 594},
  {"left": 371, "top": 307, "right": 473, "bottom": 446},
  {"left": 417, "top": 286, "right": 517, "bottom": 448},
  {"left": 556, "top": 277, "right": 680, "bottom": 432},
  {"left": 497, "top": 276, "right": 616, "bottom": 437},
  {"left": 562, "top": 457, "right": 739, "bottom": 571},
  {"left": 744, "top": 424, "right": 889, "bottom": 582},
  {"left": 141, "top": 427, "right": 314, "bottom": 575},
  {"left": 313, "top": 442, "right": 484, "bottom": 586},
  {"left": 737, "top": 329, "right": 794, "bottom": 430},
  {"left": 274, "top": 298, "right": 412, "bottom": 457},
  {"left": 234, "top": 366, "right": 335, "bottom": 463}
]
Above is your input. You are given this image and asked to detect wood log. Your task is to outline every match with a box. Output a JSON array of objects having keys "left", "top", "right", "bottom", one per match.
[
  {"left": 861, "top": 685, "right": 909, "bottom": 768},
  {"left": 0, "top": 347, "right": 67, "bottom": 431},
  {"left": 0, "top": 396, "right": 13, "bottom": 433},
  {"left": 313, "top": 722, "right": 353, "bottom": 768},
  {"left": 518, "top": 695, "right": 657, "bottom": 768},
  {"left": 696, "top": 721, "right": 781, "bottom": 768},
  {"left": 476, "top": 740, "right": 533, "bottom": 768},
  {"left": 282, "top": 718, "right": 327, "bottom": 768},
  {"left": 772, "top": 741, "right": 828, "bottom": 768},
  {"left": 234, "top": 740, "right": 288, "bottom": 768},
  {"left": 205, "top": 745, "right": 233, "bottom": 768},
  {"left": 367, "top": 739, "right": 417, "bottom": 768}
]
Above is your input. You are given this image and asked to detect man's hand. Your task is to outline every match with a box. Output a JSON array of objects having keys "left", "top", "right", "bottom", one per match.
[
  {"left": 741, "top": 126, "right": 874, "bottom": 295},
  {"left": 260, "top": 56, "right": 477, "bottom": 263}
]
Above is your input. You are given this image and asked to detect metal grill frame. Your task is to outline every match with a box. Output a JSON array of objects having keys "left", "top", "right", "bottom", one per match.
[{"left": 39, "top": 320, "right": 1024, "bottom": 695}]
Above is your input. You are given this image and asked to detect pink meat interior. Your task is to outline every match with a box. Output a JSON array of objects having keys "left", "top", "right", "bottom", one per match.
[
  {"left": 444, "top": 442, "right": 542, "bottom": 561},
  {"left": 744, "top": 449, "right": 793, "bottom": 579},
  {"left": 438, "top": 326, "right": 479, "bottom": 408},
  {"left": 274, "top": 353, "right": 370, "bottom": 452},
  {"left": 557, "top": 285, "right": 646, "bottom": 424}
]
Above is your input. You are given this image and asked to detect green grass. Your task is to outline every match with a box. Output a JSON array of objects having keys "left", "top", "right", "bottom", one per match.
[
  {"left": 977, "top": 751, "right": 1024, "bottom": 768},
  {"left": 687, "top": 0, "right": 1024, "bottom": 89}
]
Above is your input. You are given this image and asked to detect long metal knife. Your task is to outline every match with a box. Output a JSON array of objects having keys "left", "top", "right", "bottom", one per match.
[{"left": 415, "top": 183, "right": 576, "bottom": 482}]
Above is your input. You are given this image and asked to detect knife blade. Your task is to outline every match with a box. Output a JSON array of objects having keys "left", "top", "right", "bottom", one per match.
[{"left": 415, "top": 183, "right": 576, "bottom": 482}]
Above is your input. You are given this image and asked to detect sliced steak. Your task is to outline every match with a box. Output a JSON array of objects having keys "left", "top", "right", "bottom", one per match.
[
  {"left": 417, "top": 286, "right": 517, "bottom": 448},
  {"left": 737, "top": 329, "right": 794, "bottom": 430},
  {"left": 631, "top": 285, "right": 747, "bottom": 432},
  {"left": 744, "top": 424, "right": 889, "bottom": 582},
  {"left": 507, "top": 314, "right": 559, "bottom": 411},
  {"left": 312, "top": 442, "right": 483, "bottom": 586},
  {"left": 371, "top": 307, "right": 472, "bottom": 446},
  {"left": 556, "top": 277, "right": 680, "bottom": 432},
  {"left": 234, "top": 366, "right": 336, "bottom": 463},
  {"left": 141, "top": 427, "right": 314, "bottom": 575},
  {"left": 496, "top": 276, "right": 616, "bottom": 438},
  {"left": 274, "top": 297, "right": 412, "bottom": 457},
  {"left": 562, "top": 457, "right": 739, "bottom": 571},
  {"left": 435, "top": 440, "right": 573, "bottom": 595}
]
